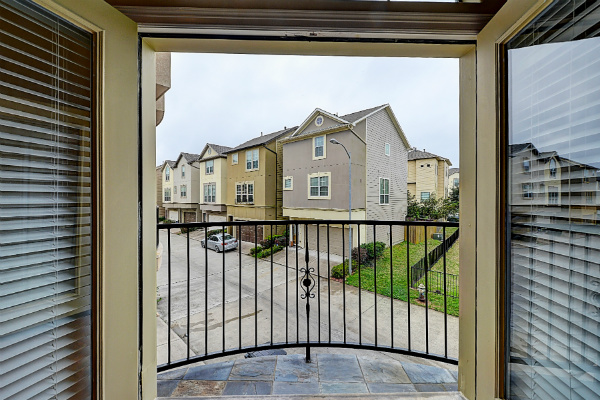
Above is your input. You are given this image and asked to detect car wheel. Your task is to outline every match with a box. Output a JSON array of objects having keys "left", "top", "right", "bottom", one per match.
[
  {"left": 215, "top": 245, "right": 221, "bottom": 253},
  {"left": 201, "top": 242, "right": 205, "bottom": 248}
]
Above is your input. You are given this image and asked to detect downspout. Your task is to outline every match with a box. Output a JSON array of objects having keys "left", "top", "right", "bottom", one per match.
[{"left": 262, "top": 144, "right": 278, "bottom": 220}]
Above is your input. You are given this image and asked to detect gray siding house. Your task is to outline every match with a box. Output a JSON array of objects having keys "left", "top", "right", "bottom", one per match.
[{"left": 281, "top": 104, "right": 410, "bottom": 255}]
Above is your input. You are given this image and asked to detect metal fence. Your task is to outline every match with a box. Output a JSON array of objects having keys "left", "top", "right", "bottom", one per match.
[{"left": 156, "top": 219, "right": 459, "bottom": 373}]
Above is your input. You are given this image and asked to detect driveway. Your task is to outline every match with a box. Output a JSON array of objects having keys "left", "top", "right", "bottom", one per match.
[{"left": 156, "top": 230, "right": 458, "bottom": 367}]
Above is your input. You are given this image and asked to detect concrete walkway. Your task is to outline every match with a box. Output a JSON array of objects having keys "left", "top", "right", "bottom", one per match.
[
  {"left": 157, "top": 354, "right": 461, "bottom": 399},
  {"left": 157, "top": 230, "right": 458, "bottom": 384}
]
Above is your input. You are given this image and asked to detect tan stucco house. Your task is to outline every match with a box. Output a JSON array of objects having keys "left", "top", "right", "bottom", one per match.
[
  {"left": 224, "top": 127, "right": 297, "bottom": 241},
  {"left": 448, "top": 167, "right": 460, "bottom": 193},
  {"left": 281, "top": 104, "right": 410, "bottom": 255},
  {"left": 162, "top": 152, "right": 201, "bottom": 222},
  {"left": 197, "top": 143, "right": 231, "bottom": 222},
  {"left": 407, "top": 148, "right": 452, "bottom": 201}
]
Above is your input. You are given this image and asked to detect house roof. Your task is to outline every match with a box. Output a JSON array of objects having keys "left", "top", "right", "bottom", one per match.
[
  {"left": 449, "top": 168, "right": 459, "bottom": 175},
  {"left": 160, "top": 160, "right": 176, "bottom": 171},
  {"left": 339, "top": 105, "right": 385, "bottom": 124},
  {"left": 199, "top": 143, "right": 233, "bottom": 160},
  {"left": 225, "top": 126, "right": 297, "bottom": 153},
  {"left": 408, "top": 149, "right": 451, "bottom": 165}
]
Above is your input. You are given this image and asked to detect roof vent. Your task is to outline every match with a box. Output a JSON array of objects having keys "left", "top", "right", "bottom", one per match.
[
  {"left": 284, "top": 126, "right": 286, "bottom": 129},
  {"left": 261, "top": 132, "right": 263, "bottom": 136}
]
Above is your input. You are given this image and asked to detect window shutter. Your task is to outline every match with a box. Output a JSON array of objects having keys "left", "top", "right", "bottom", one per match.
[{"left": 0, "top": 0, "right": 93, "bottom": 399}]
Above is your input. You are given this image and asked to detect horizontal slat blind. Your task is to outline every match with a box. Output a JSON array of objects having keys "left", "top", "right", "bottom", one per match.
[
  {"left": 0, "top": 0, "right": 93, "bottom": 399},
  {"left": 507, "top": 1, "right": 600, "bottom": 400}
]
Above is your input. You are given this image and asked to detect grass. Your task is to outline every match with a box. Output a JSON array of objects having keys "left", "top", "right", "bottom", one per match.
[{"left": 339, "top": 231, "right": 460, "bottom": 317}]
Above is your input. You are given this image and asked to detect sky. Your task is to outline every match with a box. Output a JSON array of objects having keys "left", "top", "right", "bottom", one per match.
[{"left": 157, "top": 53, "right": 459, "bottom": 168}]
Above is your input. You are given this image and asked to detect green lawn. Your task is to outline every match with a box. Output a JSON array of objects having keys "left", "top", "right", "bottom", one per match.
[{"left": 339, "top": 231, "right": 460, "bottom": 317}]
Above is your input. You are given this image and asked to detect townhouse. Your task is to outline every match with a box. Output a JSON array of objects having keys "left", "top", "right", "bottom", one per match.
[
  {"left": 197, "top": 143, "right": 231, "bottom": 222},
  {"left": 281, "top": 104, "right": 410, "bottom": 255},
  {"left": 224, "top": 127, "right": 297, "bottom": 241},
  {"left": 407, "top": 148, "right": 452, "bottom": 201},
  {"left": 162, "top": 152, "right": 200, "bottom": 222}
]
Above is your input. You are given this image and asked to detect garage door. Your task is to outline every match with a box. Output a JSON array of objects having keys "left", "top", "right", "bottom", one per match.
[
  {"left": 184, "top": 212, "right": 196, "bottom": 223},
  {"left": 301, "top": 224, "right": 347, "bottom": 257},
  {"left": 209, "top": 214, "right": 226, "bottom": 223},
  {"left": 168, "top": 210, "right": 178, "bottom": 221}
]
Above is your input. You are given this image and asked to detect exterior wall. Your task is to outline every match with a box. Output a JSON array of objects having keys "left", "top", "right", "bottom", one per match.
[
  {"left": 226, "top": 143, "right": 279, "bottom": 236},
  {"left": 162, "top": 166, "right": 173, "bottom": 205},
  {"left": 437, "top": 161, "right": 450, "bottom": 198},
  {"left": 282, "top": 130, "right": 366, "bottom": 210},
  {"left": 199, "top": 155, "right": 228, "bottom": 219},
  {"left": 156, "top": 167, "right": 164, "bottom": 217},
  {"left": 365, "top": 110, "right": 408, "bottom": 247},
  {"left": 448, "top": 171, "right": 460, "bottom": 192},
  {"left": 295, "top": 113, "right": 344, "bottom": 137},
  {"left": 411, "top": 157, "right": 439, "bottom": 199}
]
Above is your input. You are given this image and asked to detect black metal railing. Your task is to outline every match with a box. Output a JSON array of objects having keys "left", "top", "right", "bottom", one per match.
[{"left": 156, "top": 220, "right": 459, "bottom": 373}]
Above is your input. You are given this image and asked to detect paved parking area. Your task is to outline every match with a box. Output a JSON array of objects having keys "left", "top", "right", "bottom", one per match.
[{"left": 157, "top": 354, "right": 459, "bottom": 398}]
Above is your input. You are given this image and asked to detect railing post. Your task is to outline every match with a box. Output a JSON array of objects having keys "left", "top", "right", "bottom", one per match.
[{"left": 300, "top": 224, "right": 315, "bottom": 363}]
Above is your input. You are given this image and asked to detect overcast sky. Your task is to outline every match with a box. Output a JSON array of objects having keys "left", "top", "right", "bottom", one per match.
[{"left": 156, "top": 53, "right": 459, "bottom": 168}]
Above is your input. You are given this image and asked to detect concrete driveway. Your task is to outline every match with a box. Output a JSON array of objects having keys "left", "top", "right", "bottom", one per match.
[{"left": 156, "top": 230, "right": 458, "bottom": 367}]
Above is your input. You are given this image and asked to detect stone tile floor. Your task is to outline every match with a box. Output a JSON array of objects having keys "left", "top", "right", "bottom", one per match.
[{"left": 157, "top": 354, "right": 459, "bottom": 398}]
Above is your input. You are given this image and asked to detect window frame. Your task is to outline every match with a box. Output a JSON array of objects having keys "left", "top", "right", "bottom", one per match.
[
  {"left": 385, "top": 143, "right": 390, "bottom": 156},
  {"left": 165, "top": 165, "right": 170, "bottom": 181},
  {"left": 379, "top": 177, "right": 390, "bottom": 204},
  {"left": 232, "top": 153, "right": 238, "bottom": 165},
  {"left": 204, "top": 183, "right": 216, "bottom": 203},
  {"left": 181, "top": 164, "right": 186, "bottom": 178},
  {"left": 180, "top": 184, "right": 187, "bottom": 198},
  {"left": 205, "top": 159, "right": 214, "bottom": 174},
  {"left": 313, "top": 135, "right": 326, "bottom": 160},
  {"left": 420, "top": 192, "right": 430, "bottom": 201},
  {"left": 246, "top": 149, "right": 259, "bottom": 171},
  {"left": 307, "top": 172, "right": 331, "bottom": 199},
  {"left": 283, "top": 176, "right": 293, "bottom": 190},
  {"left": 164, "top": 188, "right": 171, "bottom": 202},
  {"left": 235, "top": 181, "right": 254, "bottom": 204}
]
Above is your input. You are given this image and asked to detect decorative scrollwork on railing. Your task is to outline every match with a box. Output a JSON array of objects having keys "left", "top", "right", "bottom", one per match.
[{"left": 300, "top": 267, "right": 316, "bottom": 300}]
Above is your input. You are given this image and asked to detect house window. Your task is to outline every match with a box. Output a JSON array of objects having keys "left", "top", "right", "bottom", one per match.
[
  {"left": 453, "top": 178, "right": 459, "bottom": 187},
  {"left": 313, "top": 136, "right": 326, "bottom": 159},
  {"left": 380, "top": 178, "right": 390, "bottom": 204},
  {"left": 232, "top": 153, "right": 238, "bottom": 164},
  {"left": 182, "top": 165, "right": 186, "bottom": 178},
  {"left": 522, "top": 183, "right": 533, "bottom": 199},
  {"left": 284, "top": 176, "right": 293, "bottom": 190},
  {"left": 205, "top": 160, "right": 214, "bottom": 174},
  {"left": 308, "top": 172, "right": 330, "bottom": 198},
  {"left": 523, "top": 158, "right": 530, "bottom": 172},
  {"left": 549, "top": 159, "right": 556, "bottom": 177},
  {"left": 236, "top": 182, "right": 254, "bottom": 204},
  {"left": 165, "top": 165, "right": 170, "bottom": 181},
  {"left": 548, "top": 186, "right": 558, "bottom": 205},
  {"left": 164, "top": 188, "right": 171, "bottom": 202},
  {"left": 420, "top": 192, "right": 430, "bottom": 201},
  {"left": 385, "top": 143, "right": 390, "bottom": 156},
  {"left": 204, "top": 183, "right": 216, "bottom": 203},
  {"left": 180, "top": 185, "right": 187, "bottom": 198},
  {"left": 246, "top": 149, "right": 259, "bottom": 170}
]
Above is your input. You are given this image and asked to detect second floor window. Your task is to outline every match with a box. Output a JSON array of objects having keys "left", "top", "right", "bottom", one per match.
[
  {"left": 385, "top": 143, "right": 390, "bottom": 156},
  {"left": 180, "top": 185, "right": 187, "bottom": 198},
  {"left": 522, "top": 183, "right": 533, "bottom": 199},
  {"left": 182, "top": 165, "right": 185, "bottom": 178},
  {"left": 314, "top": 136, "right": 325, "bottom": 158},
  {"left": 284, "top": 176, "right": 293, "bottom": 190},
  {"left": 232, "top": 153, "right": 238, "bottom": 164},
  {"left": 380, "top": 178, "right": 390, "bottom": 204},
  {"left": 523, "top": 158, "right": 530, "bottom": 172},
  {"left": 164, "top": 188, "right": 171, "bottom": 202},
  {"left": 246, "top": 149, "right": 259, "bottom": 170},
  {"left": 204, "top": 183, "right": 216, "bottom": 203},
  {"left": 236, "top": 182, "right": 254, "bottom": 204},
  {"left": 205, "top": 160, "right": 214, "bottom": 174},
  {"left": 165, "top": 165, "right": 170, "bottom": 181},
  {"left": 453, "top": 178, "right": 459, "bottom": 187},
  {"left": 548, "top": 186, "right": 558, "bottom": 205}
]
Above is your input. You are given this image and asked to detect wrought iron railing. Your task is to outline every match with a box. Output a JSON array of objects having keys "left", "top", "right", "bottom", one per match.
[{"left": 156, "top": 220, "right": 459, "bottom": 372}]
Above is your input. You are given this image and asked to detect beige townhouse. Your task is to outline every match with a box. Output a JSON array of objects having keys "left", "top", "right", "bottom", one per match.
[
  {"left": 281, "top": 104, "right": 410, "bottom": 255},
  {"left": 162, "top": 152, "right": 201, "bottom": 222},
  {"left": 407, "top": 148, "right": 452, "bottom": 201},
  {"left": 197, "top": 143, "right": 231, "bottom": 222}
]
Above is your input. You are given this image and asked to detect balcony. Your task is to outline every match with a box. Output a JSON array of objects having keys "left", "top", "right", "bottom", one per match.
[{"left": 156, "top": 219, "right": 459, "bottom": 397}]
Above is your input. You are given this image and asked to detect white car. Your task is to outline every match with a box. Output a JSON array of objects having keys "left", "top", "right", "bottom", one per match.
[{"left": 201, "top": 233, "right": 238, "bottom": 252}]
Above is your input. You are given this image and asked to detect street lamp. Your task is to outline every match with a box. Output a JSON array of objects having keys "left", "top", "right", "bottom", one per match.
[{"left": 330, "top": 138, "right": 352, "bottom": 274}]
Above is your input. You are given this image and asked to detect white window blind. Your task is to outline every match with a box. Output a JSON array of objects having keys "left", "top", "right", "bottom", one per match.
[
  {"left": 0, "top": 0, "right": 93, "bottom": 399},
  {"left": 506, "top": 1, "right": 600, "bottom": 399}
]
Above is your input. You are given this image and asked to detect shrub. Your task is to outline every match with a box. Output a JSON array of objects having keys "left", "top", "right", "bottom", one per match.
[
  {"left": 250, "top": 245, "right": 263, "bottom": 256},
  {"left": 206, "top": 229, "right": 223, "bottom": 236},
  {"left": 161, "top": 219, "right": 175, "bottom": 224},
  {"left": 331, "top": 261, "right": 352, "bottom": 279},
  {"left": 180, "top": 226, "right": 198, "bottom": 234},
  {"left": 254, "top": 245, "right": 283, "bottom": 258},
  {"left": 351, "top": 246, "right": 370, "bottom": 266},
  {"left": 351, "top": 241, "right": 386, "bottom": 266},
  {"left": 260, "top": 234, "right": 287, "bottom": 249}
]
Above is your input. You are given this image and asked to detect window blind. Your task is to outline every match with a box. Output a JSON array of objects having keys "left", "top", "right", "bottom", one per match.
[
  {"left": 506, "top": 1, "right": 600, "bottom": 399},
  {"left": 0, "top": 0, "right": 93, "bottom": 399}
]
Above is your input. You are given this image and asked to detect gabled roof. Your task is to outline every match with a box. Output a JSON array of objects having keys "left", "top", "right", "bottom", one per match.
[
  {"left": 175, "top": 152, "right": 201, "bottom": 166},
  {"left": 449, "top": 167, "right": 460, "bottom": 175},
  {"left": 408, "top": 148, "right": 451, "bottom": 165},
  {"left": 339, "top": 105, "right": 384, "bottom": 124},
  {"left": 224, "top": 126, "right": 297, "bottom": 153},
  {"left": 160, "top": 160, "right": 176, "bottom": 171},
  {"left": 199, "top": 143, "right": 232, "bottom": 160}
]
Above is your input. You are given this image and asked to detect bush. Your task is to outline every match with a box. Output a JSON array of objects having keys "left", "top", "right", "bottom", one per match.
[
  {"left": 206, "top": 229, "right": 223, "bottom": 236},
  {"left": 180, "top": 226, "right": 198, "bottom": 234},
  {"left": 161, "top": 219, "right": 175, "bottom": 224},
  {"left": 351, "top": 241, "right": 386, "bottom": 266},
  {"left": 351, "top": 247, "right": 370, "bottom": 265},
  {"left": 331, "top": 261, "right": 352, "bottom": 279},
  {"left": 254, "top": 245, "right": 283, "bottom": 258},
  {"left": 260, "top": 234, "right": 287, "bottom": 249},
  {"left": 250, "top": 245, "right": 263, "bottom": 256}
]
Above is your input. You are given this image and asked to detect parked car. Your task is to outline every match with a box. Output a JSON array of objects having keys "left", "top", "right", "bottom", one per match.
[{"left": 201, "top": 233, "right": 238, "bottom": 252}]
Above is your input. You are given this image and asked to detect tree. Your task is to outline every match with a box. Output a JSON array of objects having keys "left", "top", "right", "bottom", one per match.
[{"left": 406, "top": 191, "right": 458, "bottom": 221}]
